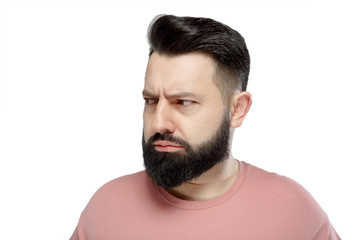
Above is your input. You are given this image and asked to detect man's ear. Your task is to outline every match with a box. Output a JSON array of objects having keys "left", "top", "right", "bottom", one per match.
[{"left": 229, "top": 91, "right": 252, "bottom": 128}]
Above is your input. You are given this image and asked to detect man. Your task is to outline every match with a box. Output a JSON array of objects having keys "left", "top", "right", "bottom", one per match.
[{"left": 70, "top": 15, "right": 340, "bottom": 239}]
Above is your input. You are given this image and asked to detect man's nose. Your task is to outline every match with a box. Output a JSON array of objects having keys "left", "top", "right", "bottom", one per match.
[{"left": 151, "top": 101, "right": 175, "bottom": 134}]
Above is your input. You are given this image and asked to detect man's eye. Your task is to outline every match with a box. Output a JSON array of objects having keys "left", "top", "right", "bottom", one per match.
[
  {"left": 177, "top": 100, "right": 194, "bottom": 106},
  {"left": 144, "top": 98, "right": 158, "bottom": 105}
]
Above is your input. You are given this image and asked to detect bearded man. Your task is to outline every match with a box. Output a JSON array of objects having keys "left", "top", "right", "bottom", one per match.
[{"left": 70, "top": 14, "right": 340, "bottom": 240}]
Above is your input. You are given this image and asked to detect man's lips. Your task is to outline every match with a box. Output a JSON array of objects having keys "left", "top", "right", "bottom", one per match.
[{"left": 153, "top": 140, "right": 184, "bottom": 152}]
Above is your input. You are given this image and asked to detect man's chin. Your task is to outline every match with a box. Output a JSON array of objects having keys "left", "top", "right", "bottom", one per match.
[{"left": 142, "top": 112, "right": 231, "bottom": 189}]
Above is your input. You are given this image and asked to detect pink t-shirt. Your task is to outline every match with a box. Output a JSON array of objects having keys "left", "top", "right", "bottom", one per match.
[{"left": 71, "top": 162, "right": 340, "bottom": 239}]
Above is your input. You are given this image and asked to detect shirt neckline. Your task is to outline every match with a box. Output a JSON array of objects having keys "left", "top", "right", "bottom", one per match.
[{"left": 152, "top": 161, "right": 247, "bottom": 210}]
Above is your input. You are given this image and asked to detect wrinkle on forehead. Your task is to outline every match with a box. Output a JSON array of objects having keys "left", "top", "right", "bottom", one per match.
[{"left": 144, "top": 52, "right": 220, "bottom": 101}]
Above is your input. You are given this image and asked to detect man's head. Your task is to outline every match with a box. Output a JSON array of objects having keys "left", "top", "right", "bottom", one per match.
[
  {"left": 142, "top": 15, "right": 252, "bottom": 188},
  {"left": 148, "top": 14, "right": 250, "bottom": 104}
]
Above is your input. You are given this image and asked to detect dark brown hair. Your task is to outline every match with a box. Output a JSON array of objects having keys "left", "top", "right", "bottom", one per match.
[{"left": 147, "top": 14, "right": 250, "bottom": 101}]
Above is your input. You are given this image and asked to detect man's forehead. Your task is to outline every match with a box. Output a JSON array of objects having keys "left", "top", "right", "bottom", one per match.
[{"left": 144, "top": 52, "right": 219, "bottom": 96}]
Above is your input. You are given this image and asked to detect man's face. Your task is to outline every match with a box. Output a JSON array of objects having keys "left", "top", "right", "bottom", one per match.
[{"left": 142, "top": 52, "right": 230, "bottom": 188}]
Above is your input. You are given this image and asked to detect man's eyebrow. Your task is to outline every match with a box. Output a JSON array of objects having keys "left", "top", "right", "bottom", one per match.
[
  {"left": 166, "top": 92, "right": 200, "bottom": 100},
  {"left": 142, "top": 90, "right": 200, "bottom": 100},
  {"left": 142, "top": 90, "right": 157, "bottom": 98}
]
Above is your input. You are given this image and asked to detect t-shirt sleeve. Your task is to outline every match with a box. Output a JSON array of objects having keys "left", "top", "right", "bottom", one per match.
[
  {"left": 69, "top": 225, "right": 79, "bottom": 240},
  {"left": 70, "top": 223, "right": 87, "bottom": 240},
  {"left": 313, "top": 219, "right": 341, "bottom": 240}
]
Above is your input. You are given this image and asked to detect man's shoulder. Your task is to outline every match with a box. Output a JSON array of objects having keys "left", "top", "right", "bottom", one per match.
[
  {"left": 83, "top": 171, "right": 150, "bottom": 208},
  {"left": 94, "top": 170, "right": 148, "bottom": 196},
  {"left": 245, "top": 162, "right": 315, "bottom": 197},
  {"left": 243, "top": 162, "right": 328, "bottom": 231},
  {"left": 103, "top": 170, "right": 148, "bottom": 187},
  {"left": 245, "top": 163, "right": 322, "bottom": 207}
]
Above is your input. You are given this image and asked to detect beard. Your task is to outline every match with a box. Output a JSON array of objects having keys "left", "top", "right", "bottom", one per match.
[{"left": 142, "top": 113, "right": 230, "bottom": 189}]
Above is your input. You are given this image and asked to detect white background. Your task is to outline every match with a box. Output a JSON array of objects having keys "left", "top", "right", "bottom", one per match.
[{"left": 0, "top": 0, "right": 359, "bottom": 239}]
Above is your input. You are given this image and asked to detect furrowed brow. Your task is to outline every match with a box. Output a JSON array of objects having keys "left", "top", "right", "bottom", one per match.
[
  {"left": 142, "top": 90, "right": 158, "bottom": 98},
  {"left": 166, "top": 92, "right": 199, "bottom": 100},
  {"left": 142, "top": 90, "right": 201, "bottom": 101}
]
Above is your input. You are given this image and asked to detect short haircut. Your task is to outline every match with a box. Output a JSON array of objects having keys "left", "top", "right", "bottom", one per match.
[{"left": 147, "top": 14, "right": 250, "bottom": 102}]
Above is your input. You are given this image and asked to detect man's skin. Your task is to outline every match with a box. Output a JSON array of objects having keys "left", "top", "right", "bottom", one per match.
[{"left": 142, "top": 51, "right": 252, "bottom": 201}]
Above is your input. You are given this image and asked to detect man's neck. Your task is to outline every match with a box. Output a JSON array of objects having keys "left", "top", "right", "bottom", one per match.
[{"left": 166, "top": 156, "right": 239, "bottom": 201}]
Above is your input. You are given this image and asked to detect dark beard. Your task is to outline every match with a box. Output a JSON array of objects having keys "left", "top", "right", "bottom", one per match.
[{"left": 142, "top": 114, "right": 230, "bottom": 188}]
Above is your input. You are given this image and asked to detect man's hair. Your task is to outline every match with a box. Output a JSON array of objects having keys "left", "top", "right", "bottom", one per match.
[{"left": 147, "top": 14, "right": 250, "bottom": 102}]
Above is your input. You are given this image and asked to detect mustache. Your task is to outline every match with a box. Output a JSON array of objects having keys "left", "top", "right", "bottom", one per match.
[{"left": 148, "top": 133, "right": 192, "bottom": 150}]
